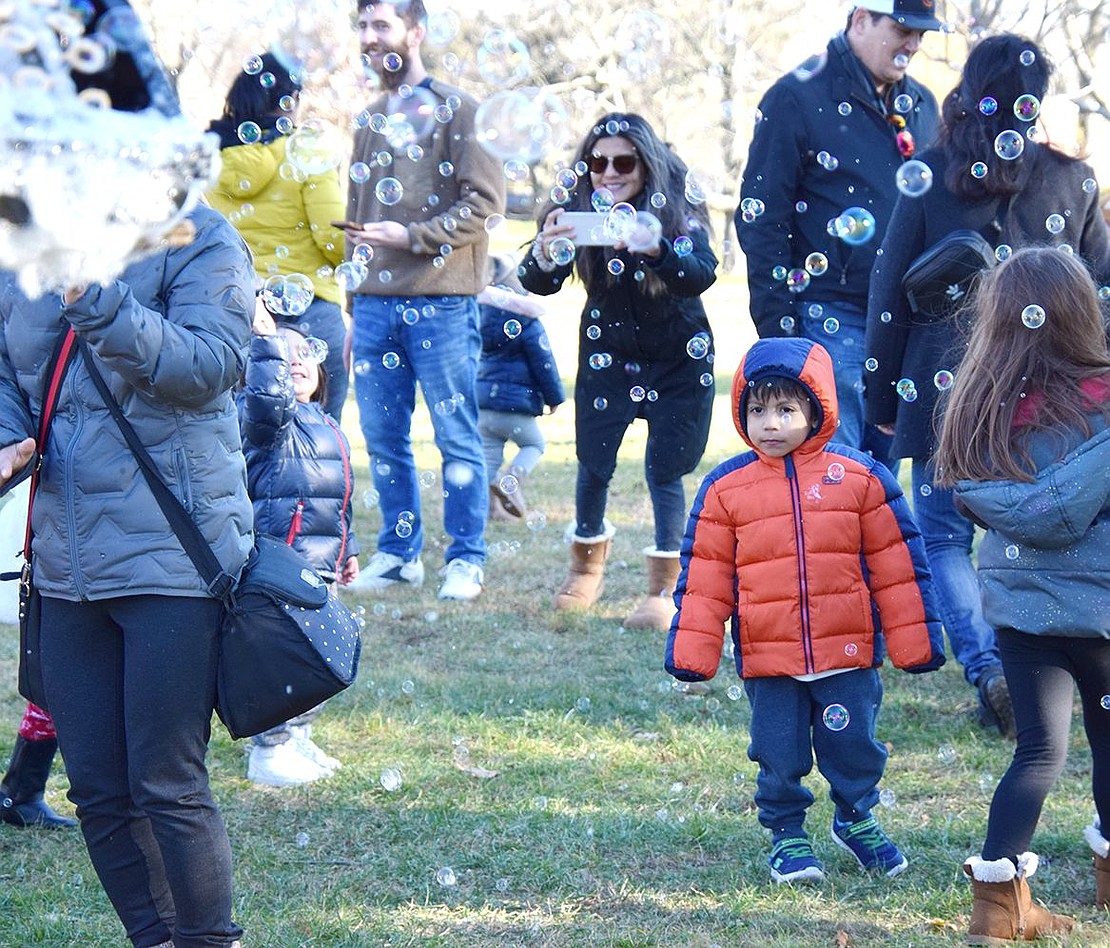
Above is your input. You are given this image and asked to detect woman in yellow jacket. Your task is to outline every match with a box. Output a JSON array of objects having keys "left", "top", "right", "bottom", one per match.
[{"left": 207, "top": 53, "right": 349, "bottom": 420}]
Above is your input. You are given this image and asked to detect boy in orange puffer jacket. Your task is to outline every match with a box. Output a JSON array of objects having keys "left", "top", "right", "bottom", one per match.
[{"left": 665, "top": 337, "right": 945, "bottom": 884}]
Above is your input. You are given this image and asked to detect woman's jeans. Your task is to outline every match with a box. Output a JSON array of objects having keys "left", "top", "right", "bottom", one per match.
[
  {"left": 352, "top": 294, "right": 487, "bottom": 566},
  {"left": 281, "top": 296, "right": 349, "bottom": 422},
  {"left": 911, "top": 458, "right": 1001, "bottom": 686},
  {"left": 40, "top": 594, "right": 241, "bottom": 948},
  {"left": 745, "top": 668, "right": 886, "bottom": 838},
  {"left": 983, "top": 628, "right": 1110, "bottom": 860},
  {"left": 575, "top": 464, "right": 686, "bottom": 550}
]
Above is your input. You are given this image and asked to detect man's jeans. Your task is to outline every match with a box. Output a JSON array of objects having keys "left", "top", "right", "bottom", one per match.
[
  {"left": 352, "top": 294, "right": 487, "bottom": 566},
  {"left": 912, "top": 458, "right": 1001, "bottom": 685},
  {"left": 801, "top": 301, "right": 896, "bottom": 471}
]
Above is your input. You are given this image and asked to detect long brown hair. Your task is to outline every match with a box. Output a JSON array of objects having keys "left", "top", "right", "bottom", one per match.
[
  {"left": 533, "top": 112, "right": 711, "bottom": 297},
  {"left": 935, "top": 247, "right": 1110, "bottom": 484}
]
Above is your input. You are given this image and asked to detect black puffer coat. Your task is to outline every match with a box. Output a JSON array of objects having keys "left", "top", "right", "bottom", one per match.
[
  {"left": 477, "top": 303, "right": 565, "bottom": 416},
  {"left": 519, "top": 227, "right": 716, "bottom": 483},
  {"left": 240, "top": 335, "right": 359, "bottom": 581},
  {"left": 865, "top": 144, "right": 1110, "bottom": 459},
  {"left": 737, "top": 32, "right": 939, "bottom": 337}
]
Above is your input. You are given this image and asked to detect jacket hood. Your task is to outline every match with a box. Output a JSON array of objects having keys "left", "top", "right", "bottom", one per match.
[
  {"left": 732, "top": 337, "right": 839, "bottom": 457},
  {"left": 215, "top": 137, "right": 283, "bottom": 199}
]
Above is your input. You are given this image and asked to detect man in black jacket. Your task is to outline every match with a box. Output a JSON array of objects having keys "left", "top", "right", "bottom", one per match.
[{"left": 736, "top": 0, "right": 942, "bottom": 465}]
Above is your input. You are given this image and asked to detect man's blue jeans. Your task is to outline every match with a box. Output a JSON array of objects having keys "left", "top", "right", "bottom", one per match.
[
  {"left": 352, "top": 294, "right": 487, "bottom": 566},
  {"left": 801, "top": 301, "right": 896, "bottom": 471},
  {"left": 912, "top": 458, "right": 1001, "bottom": 685}
]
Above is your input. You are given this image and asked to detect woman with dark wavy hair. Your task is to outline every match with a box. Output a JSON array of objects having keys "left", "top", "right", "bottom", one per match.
[
  {"left": 519, "top": 113, "right": 717, "bottom": 631},
  {"left": 865, "top": 33, "right": 1110, "bottom": 739}
]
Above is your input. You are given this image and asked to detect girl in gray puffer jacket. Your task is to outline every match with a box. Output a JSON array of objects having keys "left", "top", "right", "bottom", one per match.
[{"left": 936, "top": 247, "right": 1110, "bottom": 941}]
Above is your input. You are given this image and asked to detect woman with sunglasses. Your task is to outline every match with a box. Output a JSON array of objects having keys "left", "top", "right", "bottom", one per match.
[{"left": 520, "top": 113, "right": 717, "bottom": 631}]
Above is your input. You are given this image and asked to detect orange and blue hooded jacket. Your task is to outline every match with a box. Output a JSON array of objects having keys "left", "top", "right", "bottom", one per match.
[{"left": 665, "top": 337, "right": 944, "bottom": 681}]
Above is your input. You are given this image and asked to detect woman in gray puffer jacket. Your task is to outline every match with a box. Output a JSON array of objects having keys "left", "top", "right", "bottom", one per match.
[{"left": 0, "top": 205, "right": 255, "bottom": 948}]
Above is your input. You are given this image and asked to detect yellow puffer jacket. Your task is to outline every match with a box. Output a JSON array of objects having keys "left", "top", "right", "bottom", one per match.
[{"left": 207, "top": 137, "right": 346, "bottom": 305}]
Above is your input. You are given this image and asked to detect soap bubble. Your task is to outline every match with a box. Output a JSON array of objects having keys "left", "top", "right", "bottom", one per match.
[
  {"left": 435, "top": 866, "right": 457, "bottom": 887},
  {"left": 1005, "top": 544, "right": 1020, "bottom": 559},
  {"left": 1021, "top": 304, "right": 1046, "bottom": 329},
  {"left": 700, "top": 372, "right": 714, "bottom": 387},
  {"left": 618, "top": 10, "right": 670, "bottom": 78},
  {"left": 1101, "top": 695, "right": 1110, "bottom": 711},
  {"left": 1045, "top": 214, "right": 1065, "bottom": 235},
  {"left": 933, "top": 369, "right": 954, "bottom": 390},
  {"left": 838, "top": 101, "right": 852, "bottom": 116},
  {"left": 607, "top": 258, "right": 625, "bottom": 276},
  {"left": 938, "top": 744, "right": 957, "bottom": 764},
  {"left": 548, "top": 236, "right": 576, "bottom": 266},
  {"left": 826, "top": 463, "right": 845, "bottom": 483},
  {"left": 236, "top": 121, "right": 262, "bottom": 145},
  {"left": 893, "top": 93, "right": 913, "bottom": 113},
  {"left": 629, "top": 385, "right": 646, "bottom": 402},
  {"left": 672, "top": 235, "right": 694, "bottom": 257},
  {"left": 1013, "top": 94, "right": 1040, "bottom": 122},
  {"left": 816, "top": 150, "right": 839, "bottom": 171},
  {"left": 285, "top": 121, "right": 345, "bottom": 175},
  {"left": 502, "top": 319, "right": 522, "bottom": 339},
  {"left": 919, "top": 484, "right": 932, "bottom": 497},
  {"left": 978, "top": 772, "right": 995, "bottom": 793},
  {"left": 302, "top": 336, "right": 328, "bottom": 365},
  {"left": 772, "top": 265, "right": 788, "bottom": 282},
  {"left": 994, "top": 130, "right": 1025, "bottom": 161},
  {"left": 686, "top": 333, "right": 711, "bottom": 359},
  {"left": 823, "top": 317, "right": 840, "bottom": 335},
  {"left": 995, "top": 244, "right": 1013, "bottom": 262},
  {"left": 474, "top": 86, "right": 568, "bottom": 164},
  {"left": 1019, "top": 49, "right": 1036, "bottom": 66},
  {"left": 381, "top": 351, "right": 401, "bottom": 370},
  {"left": 593, "top": 396, "right": 608, "bottom": 410},
  {"left": 805, "top": 252, "right": 829, "bottom": 276},
  {"left": 779, "top": 315, "right": 796, "bottom": 332},
  {"left": 822, "top": 704, "right": 850, "bottom": 731},
  {"left": 1083, "top": 177, "right": 1098, "bottom": 194},
  {"left": 476, "top": 29, "right": 531, "bottom": 86},
  {"left": 895, "top": 160, "right": 933, "bottom": 197},
  {"left": 830, "top": 206, "right": 877, "bottom": 244},
  {"left": 879, "top": 788, "right": 897, "bottom": 808},
  {"left": 970, "top": 161, "right": 988, "bottom": 179},
  {"left": 844, "top": 643, "right": 858, "bottom": 656},
  {"left": 978, "top": 96, "right": 998, "bottom": 116},
  {"left": 335, "top": 261, "right": 368, "bottom": 291},
  {"left": 374, "top": 177, "right": 403, "bottom": 206},
  {"left": 498, "top": 473, "right": 519, "bottom": 495},
  {"left": 294, "top": 831, "right": 309, "bottom": 848},
  {"left": 786, "top": 269, "right": 810, "bottom": 293},
  {"left": 726, "top": 684, "right": 743, "bottom": 700},
  {"left": 865, "top": 358, "right": 879, "bottom": 372},
  {"left": 380, "top": 768, "right": 403, "bottom": 792}
]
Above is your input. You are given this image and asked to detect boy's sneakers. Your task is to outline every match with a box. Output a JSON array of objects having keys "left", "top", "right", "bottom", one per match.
[
  {"left": 769, "top": 836, "right": 825, "bottom": 884},
  {"left": 437, "top": 559, "right": 483, "bottom": 601},
  {"left": 348, "top": 552, "right": 425, "bottom": 591},
  {"left": 831, "top": 815, "right": 908, "bottom": 877}
]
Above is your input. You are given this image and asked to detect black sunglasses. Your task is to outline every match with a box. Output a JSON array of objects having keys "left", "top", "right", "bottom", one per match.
[{"left": 588, "top": 152, "right": 639, "bottom": 175}]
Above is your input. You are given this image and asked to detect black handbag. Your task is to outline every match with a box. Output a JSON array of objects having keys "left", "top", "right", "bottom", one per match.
[
  {"left": 901, "top": 195, "right": 1015, "bottom": 320},
  {"left": 78, "top": 341, "right": 362, "bottom": 740},
  {"left": 3, "top": 326, "right": 80, "bottom": 711},
  {"left": 901, "top": 229, "right": 996, "bottom": 318}
]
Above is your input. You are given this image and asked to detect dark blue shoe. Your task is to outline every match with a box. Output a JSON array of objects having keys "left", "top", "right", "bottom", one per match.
[
  {"left": 831, "top": 815, "right": 907, "bottom": 877},
  {"left": 768, "top": 836, "right": 825, "bottom": 884}
]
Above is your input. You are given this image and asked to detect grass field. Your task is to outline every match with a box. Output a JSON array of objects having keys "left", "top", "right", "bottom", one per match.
[{"left": 0, "top": 230, "right": 1105, "bottom": 945}]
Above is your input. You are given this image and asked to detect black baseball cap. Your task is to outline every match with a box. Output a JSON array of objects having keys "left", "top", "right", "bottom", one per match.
[{"left": 855, "top": 0, "right": 944, "bottom": 31}]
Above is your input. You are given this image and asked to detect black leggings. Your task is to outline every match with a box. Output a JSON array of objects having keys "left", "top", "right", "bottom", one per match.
[{"left": 982, "top": 627, "right": 1110, "bottom": 860}]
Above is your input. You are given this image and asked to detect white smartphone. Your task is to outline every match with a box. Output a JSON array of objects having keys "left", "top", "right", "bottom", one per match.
[{"left": 560, "top": 211, "right": 616, "bottom": 247}]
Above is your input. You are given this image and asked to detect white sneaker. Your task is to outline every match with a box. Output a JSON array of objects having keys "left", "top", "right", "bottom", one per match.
[
  {"left": 288, "top": 727, "right": 341, "bottom": 773},
  {"left": 247, "top": 741, "right": 331, "bottom": 787},
  {"left": 347, "top": 552, "right": 425, "bottom": 591},
  {"left": 437, "top": 559, "right": 484, "bottom": 601}
]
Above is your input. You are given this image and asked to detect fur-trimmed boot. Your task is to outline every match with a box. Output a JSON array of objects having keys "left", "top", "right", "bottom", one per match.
[
  {"left": 553, "top": 521, "right": 614, "bottom": 611},
  {"left": 963, "top": 853, "right": 1074, "bottom": 943},
  {"left": 623, "top": 547, "right": 681, "bottom": 631},
  {"left": 1085, "top": 819, "right": 1110, "bottom": 908},
  {"left": 1, "top": 735, "right": 77, "bottom": 829}
]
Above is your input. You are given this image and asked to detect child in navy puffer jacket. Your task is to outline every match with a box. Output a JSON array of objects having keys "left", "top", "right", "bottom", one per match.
[
  {"left": 239, "top": 318, "right": 360, "bottom": 787},
  {"left": 477, "top": 255, "right": 565, "bottom": 520}
]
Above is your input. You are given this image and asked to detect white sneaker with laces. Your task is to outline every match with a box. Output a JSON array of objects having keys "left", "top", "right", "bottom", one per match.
[
  {"left": 437, "top": 559, "right": 484, "bottom": 601},
  {"left": 347, "top": 551, "right": 425, "bottom": 591},
  {"left": 247, "top": 741, "right": 330, "bottom": 787},
  {"left": 289, "top": 725, "right": 341, "bottom": 772}
]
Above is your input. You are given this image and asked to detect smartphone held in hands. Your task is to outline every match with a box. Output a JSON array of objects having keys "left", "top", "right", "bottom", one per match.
[{"left": 559, "top": 212, "right": 616, "bottom": 247}]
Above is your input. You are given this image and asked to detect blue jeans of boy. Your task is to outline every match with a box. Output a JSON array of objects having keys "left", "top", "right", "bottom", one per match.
[
  {"left": 911, "top": 458, "right": 1001, "bottom": 686},
  {"left": 352, "top": 294, "right": 487, "bottom": 567},
  {"left": 745, "top": 668, "right": 886, "bottom": 839},
  {"left": 801, "top": 301, "right": 897, "bottom": 471}
]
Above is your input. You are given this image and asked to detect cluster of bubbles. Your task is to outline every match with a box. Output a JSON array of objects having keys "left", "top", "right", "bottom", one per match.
[
  {"left": 260, "top": 273, "right": 314, "bottom": 317},
  {"left": 0, "top": 0, "right": 221, "bottom": 296},
  {"left": 896, "top": 377, "right": 919, "bottom": 403},
  {"left": 827, "top": 206, "right": 876, "bottom": 245}
]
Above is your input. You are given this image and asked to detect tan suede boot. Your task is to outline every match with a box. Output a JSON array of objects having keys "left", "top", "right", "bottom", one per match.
[
  {"left": 623, "top": 548, "right": 681, "bottom": 631},
  {"left": 1085, "top": 820, "right": 1110, "bottom": 907},
  {"left": 553, "top": 522, "right": 614, "bottom": 611},
  {"left": 964, "top": 853, "right": 1075, "bottom": 943}
]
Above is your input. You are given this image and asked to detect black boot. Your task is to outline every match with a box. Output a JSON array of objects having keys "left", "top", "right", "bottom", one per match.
[{"left": 0, "top": 736, "right": 77, "bottom": 828}]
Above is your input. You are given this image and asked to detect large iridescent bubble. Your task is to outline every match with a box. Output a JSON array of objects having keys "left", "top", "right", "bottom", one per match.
[{"left": 475, "top": 87, "right": 569, "bottom": 164}]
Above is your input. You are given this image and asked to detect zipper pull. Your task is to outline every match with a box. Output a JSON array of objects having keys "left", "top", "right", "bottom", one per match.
[{"left": 285, "top": 500, "right": 304, "bottom": 546}]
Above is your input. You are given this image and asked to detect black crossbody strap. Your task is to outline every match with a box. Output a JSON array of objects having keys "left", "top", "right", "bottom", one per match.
[{"left": 76, "top": 339, "right": 235, "bottom": 600}]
